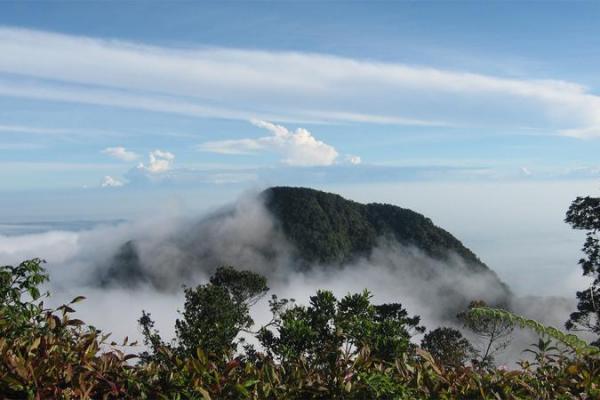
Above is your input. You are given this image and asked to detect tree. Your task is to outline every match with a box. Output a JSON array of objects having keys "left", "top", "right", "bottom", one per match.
[
  {"left": 0, "top": 258, "right": 48, "bottom": 339},
  {"left": 565, "top": 196, "right": 600, "bottom": 343},
  {"left": 370, "top": 302, "right": 425, "bottom": 360},
  {"left": 141, "top": 266, "right": 268, "bottom": 359},
  {"left": 458, "top": 301, "right": 513, "bottom": 367},
  {"left": 258, "top": 289, "right": 424, "bottom": 366},
  {"left": 421, "top": 327, "right": 475, "bottom": 368},
  {"left": 258, "top": 290, "right": 341, "bottom": 366}
]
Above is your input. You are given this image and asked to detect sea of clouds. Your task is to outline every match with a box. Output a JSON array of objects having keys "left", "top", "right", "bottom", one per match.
[{"left": 0, "top": 182, "right": 597, "bottom": 364}]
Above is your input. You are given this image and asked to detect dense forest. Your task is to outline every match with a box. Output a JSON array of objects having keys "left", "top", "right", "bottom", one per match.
[
  {"left": 1, "top": 193, "right": 600, "bottom": 398},
  {"left": 263, "top": 187, "right": 489, "bottom": 269}
]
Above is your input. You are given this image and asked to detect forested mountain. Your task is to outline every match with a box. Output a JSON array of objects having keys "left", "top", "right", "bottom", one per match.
[
  {"left": 98, "top": 186, "right": 509, "bottom": 305},
  {"left": 263, "top": 186, "right": 488, "bottom": 271}
]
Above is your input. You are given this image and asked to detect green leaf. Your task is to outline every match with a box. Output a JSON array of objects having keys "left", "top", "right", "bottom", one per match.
[
  {"left": 235, "top": 383, "right": 250, "bottom": 397},
  {"left": 70, "top": 296, "right": 86, "bottom": 304}
]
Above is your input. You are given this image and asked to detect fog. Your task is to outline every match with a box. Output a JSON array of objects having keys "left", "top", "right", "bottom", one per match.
[{"left": 0, "top": 181, "right": 597, "bottom": 363}]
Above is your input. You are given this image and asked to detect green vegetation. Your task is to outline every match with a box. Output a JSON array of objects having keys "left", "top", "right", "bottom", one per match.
[
  {"left": 458, "top": 300, "right": 515, "bottom": 367},
  {"left": 2, "top": 259, "right": 600, "bottom": 399},
  {"left": 565, "top": 196, "right": 600, "bottom": 344},
  {"left": 421, "top": 327, "right": 476, "bottom": 368},
  {"left": 2, "top": 192, "right": 600, "bottom": 398},
  {"left": 263, "top": 187, "right": 490, "bottom": 271}
]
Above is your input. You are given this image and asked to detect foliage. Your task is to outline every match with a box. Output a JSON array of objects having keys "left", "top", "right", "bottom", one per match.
[
  {"left": 1, "top": 259, "right": 141, "bottom": 398},
  {"left": 469, "top": 306, "right": 600, "bottom": 356},
  {"left": 2, "top": 259, "right": 600, "bottom": 399},
  {"left": 257, "top": 289, "right": 424, "bottom": 368},
  {"left": 142, "top": 266, "right": 268, "bottom": 359},
  {"left": 263, "top": 186, "right": 495, "bottom": 272},
  {"left": 421, "top": 327, "right": 476, "bottom": 368},
  {"left": 458, "top": 300, "right": 514, "bottom": 367},
  {"left": 0, "top": 259, "right": 49, "bottom": 339},
  {"left": 565, "top": 196, "right": 600, "bottom": 342}
]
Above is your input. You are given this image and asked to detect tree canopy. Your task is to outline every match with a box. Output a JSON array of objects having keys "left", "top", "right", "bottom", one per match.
[
  {"left": 1, "top": 259, "right": 600, "bottom": 398},
  {"left": 565, "top": 196, "right": 600, "bottom": 344},
  {"left": 263, "top": 187, "right": 493, "bottom": 272}
]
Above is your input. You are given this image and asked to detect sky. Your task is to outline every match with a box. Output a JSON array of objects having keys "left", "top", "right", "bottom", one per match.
[
  {"left": 0, "top": 2, "right": 600, "bottom": 195},
  {"left": 1, "top": 2, "right": 600, "bottom": 296}
]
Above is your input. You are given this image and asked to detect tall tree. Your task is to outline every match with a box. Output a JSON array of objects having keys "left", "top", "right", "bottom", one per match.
[
  {"left": 458, "top": 301, "right": 513, "bottom": 367},
  {"left": 258, "top": 289, "right": 424, "bottom": 367},
  {"left": 421, "top": 327, "right": 476, "bottom": 368},
  {"left": 140, "top": 266, "right": 268, "bottom": 359},
  {"left": 565, "top": 196, "right": 600, "bottom": 344}
]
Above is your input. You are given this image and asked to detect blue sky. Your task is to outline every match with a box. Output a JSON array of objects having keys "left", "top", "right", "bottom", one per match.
[{"left": 1, "top": 2, "right": 600, "bottom": 195}]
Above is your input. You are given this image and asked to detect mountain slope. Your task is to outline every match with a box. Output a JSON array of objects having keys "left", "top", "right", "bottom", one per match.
[
  {"left": 97, "top": 186, "right": 510, "bottom": 306},
  {"left": 263, "top": 186, "right": 488, "bottom": 272}
]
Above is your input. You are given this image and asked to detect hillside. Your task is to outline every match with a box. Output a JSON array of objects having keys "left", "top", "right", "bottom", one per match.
[
  {"left": 97, "top": 186, "right": 510, "bottom": 305},
  {"left": 262, "top": 186, "right": 488, "bottom": 272}
]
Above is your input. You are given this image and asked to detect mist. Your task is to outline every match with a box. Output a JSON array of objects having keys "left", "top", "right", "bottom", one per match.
[{"left": 0, "top": 182, "right": 595, "bottom": 364}]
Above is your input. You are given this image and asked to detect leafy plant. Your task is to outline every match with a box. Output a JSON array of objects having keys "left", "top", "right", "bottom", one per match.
[
  {"left": 458, "top": 301, "right": 514, "bottom": 367},
  {"left": 421, "top": 327, "right": 476, "bottom": 368},
  {"left": 2, "top": 259, "right": 600, "bottom": 399},
  {"left": 565, "top": 196, "right": 600, "bottom": 343},
  {"left": 468, "top": 306, "right": 600, "bottom": 356}
]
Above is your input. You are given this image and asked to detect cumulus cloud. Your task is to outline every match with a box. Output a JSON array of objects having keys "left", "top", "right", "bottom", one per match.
[
  {"left": 200, "top": 120, "right": 338, "bottom": 166},
  {"left": 2, "top": 28, "right": 600, "bottom": 135},
  {"left": 102, "top": 146, "right": 139, "bottom": 162},
  {"left": 137, "top": 150, "right": 175, "bottom": 173},
  {"left": 101, "top": 175, "right": 124, "bottom": 187}
]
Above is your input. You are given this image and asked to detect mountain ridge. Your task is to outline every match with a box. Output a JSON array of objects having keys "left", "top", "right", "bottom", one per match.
[
  {"left": 262, "top": 186, "right": 489, "bottom": 271},
  {"left": 98, "top": 186, "right": 510, "bottom": 304}
]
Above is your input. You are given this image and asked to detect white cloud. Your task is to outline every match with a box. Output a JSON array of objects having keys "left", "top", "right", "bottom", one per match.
[
  {"left": 345, "top": 154, "right": 362, "bottom": 165},
  {"left": 1, "top": 27, "right": 600, "bottom": 135},
  {"left": 0, "top": 122, "right": 124, "bottom": 138},
  {"left": 101, "top": 175, "right": 124, "bottom": 187},
  {"left": 0, "top": 78, "right": 304, "bottom": 124},
  {"left": 200, "top": 120, "right": 338, "bottom": 166},
  {"left": 0, "top": 124, "right": 74, "bottom": 135},
  {"left": 0, "top": 161, "right": 122, "bottom": 171},
  {"left": 102, "top": 146, "right": 139, "bottom": 161},
  {"left": 560, "top": 126, "right": 600, "bottom": 139},
  {"left": 137, "top": 149, "right": 175, "bottom": 173},
  {"left": 200, "top": 138, "right": 264, "bottom": 155}
]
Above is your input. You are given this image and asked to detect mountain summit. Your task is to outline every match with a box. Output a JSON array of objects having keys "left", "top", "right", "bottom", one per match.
[
  {"left": 262, "top": 186, "right": 487, "bottom": 270},
  {"left": 98, "top": 186, "right": 510, "bottom": 309}
]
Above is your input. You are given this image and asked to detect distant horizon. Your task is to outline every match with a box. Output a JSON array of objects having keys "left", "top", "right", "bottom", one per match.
[{"left": 0, "top": 180, "right": 595, "bottom": 299}]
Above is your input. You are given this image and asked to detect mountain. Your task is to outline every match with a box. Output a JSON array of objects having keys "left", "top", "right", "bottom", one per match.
[
  {"left": 97, "top": 186, "right": 510, "bottom": 308},
  {"left": 262, "top": 186, "right": 488, "bottom": 271}
]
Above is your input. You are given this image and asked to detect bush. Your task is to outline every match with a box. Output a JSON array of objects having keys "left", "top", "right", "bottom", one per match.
[
  {"left": 421, "top": 327, "right": 475, "bottom": 368},
  {"left": 1, "top": 259, "right": 600, "bottom": 399}
]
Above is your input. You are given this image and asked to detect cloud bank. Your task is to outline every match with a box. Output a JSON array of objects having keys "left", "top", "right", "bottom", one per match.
[
  {"left": 0, "top": 190, "right": 583, "bottom": 363},
  {"left": 1, "top": 27, "right": 600, "bottom": 136}
]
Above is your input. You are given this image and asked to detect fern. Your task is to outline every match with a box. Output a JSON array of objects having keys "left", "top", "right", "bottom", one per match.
[{"left": 469, "top": 307, "right": 600, "bottom": 356}]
